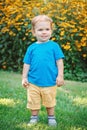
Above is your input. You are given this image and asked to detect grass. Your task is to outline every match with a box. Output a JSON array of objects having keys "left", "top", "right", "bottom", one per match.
[{"left": 0, "top": 70, "right": 87, "bottom": 130}]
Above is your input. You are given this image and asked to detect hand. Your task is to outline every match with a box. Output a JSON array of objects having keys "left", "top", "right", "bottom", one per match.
[
  {"left": 56, "top": 76, "right": 64, "bottom": 87},
  {"left": 22, "top": 78, "right": 29, "bottom": 88}
]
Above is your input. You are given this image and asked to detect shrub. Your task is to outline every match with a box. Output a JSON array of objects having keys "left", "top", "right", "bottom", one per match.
[{"left": 0, "top": 0, "right": 87, "bottom": 81}]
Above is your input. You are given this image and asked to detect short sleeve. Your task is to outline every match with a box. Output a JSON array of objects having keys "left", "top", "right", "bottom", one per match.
[
  {"left": 23, "top": 47, "right": 31, "bottom": 64},
  {"left": 54, "top": 43, "right": 65, "bottom": 60}
]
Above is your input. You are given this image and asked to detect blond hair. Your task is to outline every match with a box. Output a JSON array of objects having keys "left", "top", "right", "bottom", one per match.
[{"left": 31, "top": 15, "right": 53, "bottom": 30}]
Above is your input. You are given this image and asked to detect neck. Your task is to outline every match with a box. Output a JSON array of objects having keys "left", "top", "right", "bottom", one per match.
[{"left": 36, "top": 40, "right": 49, "bottom": 44}]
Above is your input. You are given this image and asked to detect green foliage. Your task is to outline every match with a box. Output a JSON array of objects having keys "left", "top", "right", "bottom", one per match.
[{"left": 0, "top": 18, "right": 34, "bottom": 71}]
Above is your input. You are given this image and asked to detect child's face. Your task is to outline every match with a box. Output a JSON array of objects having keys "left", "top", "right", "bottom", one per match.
[{"left": 33, "top": 21, "right": 52, "bottom": 43}]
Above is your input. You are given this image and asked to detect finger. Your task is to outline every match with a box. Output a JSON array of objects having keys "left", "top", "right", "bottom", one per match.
[
  {"left": 57, "top": 82, "right": 64, "bottom": 87},
  {"left": 22, "top": 82, "right": 29, "bottom": 88}
]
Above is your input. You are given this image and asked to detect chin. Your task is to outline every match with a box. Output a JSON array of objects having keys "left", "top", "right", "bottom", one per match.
[{"left": 42, "top": 39, "right": 49, "bottom": 42}]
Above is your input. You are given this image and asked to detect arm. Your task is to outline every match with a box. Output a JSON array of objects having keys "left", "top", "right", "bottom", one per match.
[
  {"left": 22, "top": 63, "right": 30, "bottom": 88},
  {"left": 56, "top": 59, "right": 64, "bottom": 87}
]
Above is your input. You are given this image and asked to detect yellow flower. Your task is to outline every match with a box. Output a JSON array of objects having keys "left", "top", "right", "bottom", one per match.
[
  {"left": 78, "top": 48, "right": 81, "bottom": 51},
  {"left": 60, "top": 37, "right": 63, "bottom": 40},
  {"left": 1, "top": 27, "right": 9, "bottom": 33},
  {"left": 31, "top": 38, "right": 35, "bottom": 41},
  {"left": 79, "top": 33, "right": 83, "bottom": 36},
  {"left": 24, "top": 23, "right": 28, "bottom": 26},
  {"left": 72, "top": 28, "right": 78, "bottom": 32},
  {"left": 23, "top": 37, "right": 26, "bottom": 41},
  {"left": 25, "top": 33, "right": 28, "bottom": 36},
  {"left": 63, "top": 45, "right": 70, "bottom": 50},
  {"left": 51, "top": 37, "right": 56, "bottom": 41},
  {"left": 17, "top": 28, "right": 21, "bottom": 31},
  {"left": 82, "top": 54, "right": 86, "bottom": 58},
  {"left": 60, "top": 31, "right": 64, "bottom": 36},
  {"left": 67, "top": 42, "right": 70, "bottom": 45},
  {"left": 26, "top": 14, "right": 30, "bottom": 17},
  {"left": 81, "top": 37, "right": 87, "bottom": 42},
  {"left": 76, "top": 44, "right": 81, "bottom": 48},
  {"left": 81, "top": 42, "right": 87, "bottom": 47}
]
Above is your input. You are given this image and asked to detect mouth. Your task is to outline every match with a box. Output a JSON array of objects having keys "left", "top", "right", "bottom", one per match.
[{"left": 41, "top": 36, "right": 48, "bottom": 38}]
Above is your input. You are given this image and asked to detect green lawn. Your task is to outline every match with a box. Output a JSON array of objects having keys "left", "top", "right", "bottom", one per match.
[{"left": 0, "top": 70, "right": 87, "bottom": 130}]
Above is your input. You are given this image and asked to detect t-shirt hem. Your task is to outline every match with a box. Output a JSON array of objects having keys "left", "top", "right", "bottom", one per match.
[{"left": 29, "top": 81, "right": 56, "bottom": 87}]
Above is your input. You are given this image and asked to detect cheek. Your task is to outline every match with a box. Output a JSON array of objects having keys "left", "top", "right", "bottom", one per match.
[
  {"left": 49, "top": 31, "right": 52, "bottom": 35},
  {"left": 37, "top": 32, "right": 41, "bottom": 36},
  {"left": 33, "top": 31, "right": 40, "bottom": 36}
]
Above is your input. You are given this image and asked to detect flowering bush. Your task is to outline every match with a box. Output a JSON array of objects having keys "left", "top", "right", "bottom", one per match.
[{"left": 0, "top": 0, "right": 87, "bottom": 81}]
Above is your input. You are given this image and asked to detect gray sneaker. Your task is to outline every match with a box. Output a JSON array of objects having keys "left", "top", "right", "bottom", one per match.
[
  {"left": 48, "top": 116, "right": 57, "bottom": 127},
  {"left": 28, "top": 116, "right": 38, "bottom": 126}
]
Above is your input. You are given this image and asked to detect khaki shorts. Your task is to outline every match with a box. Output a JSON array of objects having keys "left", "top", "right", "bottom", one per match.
[{"left": 27, "top": 83, "right": 57, "bottom": 110}]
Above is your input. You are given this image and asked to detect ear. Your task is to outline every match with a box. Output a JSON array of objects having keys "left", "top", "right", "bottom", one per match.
[{"left": 32, "top": 29, "right": 36, "bottom": 36}]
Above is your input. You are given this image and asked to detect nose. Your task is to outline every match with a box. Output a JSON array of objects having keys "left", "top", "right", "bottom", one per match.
[{"left": 42, "top": 30, "right": 47, "bottom": 34}]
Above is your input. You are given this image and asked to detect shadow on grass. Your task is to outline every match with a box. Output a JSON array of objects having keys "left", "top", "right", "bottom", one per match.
[
  {"left": 0, "top": 97, "right": 31, "bottom": 130},
  {"left": 56, "top": 87, "right": 87, "bottom": 130},
  {"left": 0, "top": 71, "right": 87, "bottom": 130},
  {"left": 0, "top": 103, "right": 57, "bottom": 130},
  {"left": 0, "top": 105, "right": 23, "bottom": 130},
  {"left": 0, "top": 100, "right": 87, "bottom": 130}
]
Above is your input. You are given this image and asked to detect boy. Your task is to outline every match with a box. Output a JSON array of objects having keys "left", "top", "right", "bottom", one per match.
[{"left": 22, "top": 15, "right": 64, "bottom": 126}]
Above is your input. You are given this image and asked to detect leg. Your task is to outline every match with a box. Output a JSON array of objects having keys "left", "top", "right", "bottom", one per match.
[
  {"left": 41, "top": 86, "right": 57, "bottom": 126},
  {"left": 31, "top": 109, "right": 39, "bottom": 116},
  {"left": 28, "top": 109, "right": 39, "bottom": 125},
  {"left": 27, "top": 84, "right": 41, "bottom": 125},
  {"left": 46, "top": 107, "right": 54, "bottom": 116},
  {"left": 46, "top": 107, "right": 57, "bottom": 126}
]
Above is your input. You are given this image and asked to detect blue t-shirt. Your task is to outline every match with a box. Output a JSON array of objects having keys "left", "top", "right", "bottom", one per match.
[{"left": 23, "top": 40, "right": 64, "bottom": 87}]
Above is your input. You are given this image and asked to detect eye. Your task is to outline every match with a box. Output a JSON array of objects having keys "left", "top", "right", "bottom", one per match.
[
  {"left": 46, "top": 28, "right": 50, "bottom": 31},
  {"left": 38, "top": 29, "right": 43, "bottom": 31}
]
